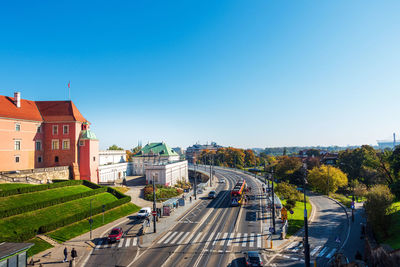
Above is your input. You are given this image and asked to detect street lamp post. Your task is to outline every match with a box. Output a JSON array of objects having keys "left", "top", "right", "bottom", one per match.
[
  {"left": 271, "top": 168, "right": 276, "bottom": 234},
  {"left": 194, "top": 163, "right": 197, "bottom": 200},
  {"left": 210, "top": 154, "right": 212, "bottom": 187},
  {"left": 89, "top": 199, "right": 93, "bottom": 240},
  {"left": 303, "top": 163, "right": 310, "bottom": 267},
  {"left": 153, "top": 176, "right": 157, "bottom": 233}
]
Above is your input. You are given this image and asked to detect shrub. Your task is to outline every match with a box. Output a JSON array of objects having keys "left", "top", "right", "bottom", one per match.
[
  {"left": 0, "top": 180, "right": 83, "bottom": 197},
  {"left": 275, "top": 182, "right": 302, "bottom": 202},
  {"left": 285, "top": 199, "right": 296, "bottom": 211}
]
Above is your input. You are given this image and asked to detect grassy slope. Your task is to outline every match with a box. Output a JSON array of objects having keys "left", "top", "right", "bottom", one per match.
[
  {"left": 282, "top": 199, "right": 312, "bottom": 237},
  {"left": 0, "top": 185, "right": 92, "bottom": 211},
  {"left": 0, "top": 193, "right": 118, "bottom": 241},
  {"left": 0, "top": 183, "right": 37, "bottom": 191},
  {"left": 26, "top": 237, "right": 54, "bottom": 257},
  {"left": 48, "top": 203, "right": 141, "bottom": 243},
  {"left": 379, "top": 201, "right": 400, "bottom": 249}
]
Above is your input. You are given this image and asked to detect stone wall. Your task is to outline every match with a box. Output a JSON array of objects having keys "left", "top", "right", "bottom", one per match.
[
  {"left": 0, "top": 166, "right": 70, "bottom": 184},
  {"left": 364, "top": 227, "right": 400, "bottom": 266}
]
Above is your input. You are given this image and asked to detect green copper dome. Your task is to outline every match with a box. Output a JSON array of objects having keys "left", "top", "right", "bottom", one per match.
[{"left": 80, "top": 129, "right": 98, "bottom": 140}]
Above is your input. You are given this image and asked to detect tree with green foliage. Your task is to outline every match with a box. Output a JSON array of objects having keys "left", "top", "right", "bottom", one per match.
[
  {"left": 274, "top": 156, "right": 302, "bottom": 181},
  {"left": 108, "top": 144, "right": 124, "bottom": 150},
  {"left": 364, "top": 184, "right": 395, "bottom": 237},
  {"left": 307, "top": 165, "right": 348, "bottom": 194}
]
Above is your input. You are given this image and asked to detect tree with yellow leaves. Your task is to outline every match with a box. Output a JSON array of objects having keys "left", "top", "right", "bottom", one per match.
[{"left": 307, "top": 165, "right": 348, "bottom": 194}]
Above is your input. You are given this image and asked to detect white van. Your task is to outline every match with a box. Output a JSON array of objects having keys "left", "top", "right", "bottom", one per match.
[{"left": 137, "top": 207, "right": 152, "bottom": 219}]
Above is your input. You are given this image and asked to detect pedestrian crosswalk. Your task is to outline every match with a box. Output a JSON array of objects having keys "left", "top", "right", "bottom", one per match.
[
  {"left": 95, "top": 231, "right": 266, "bottom": 250},
  {"left": 155, "top": 231, "right": 265, "bottom": 248}
]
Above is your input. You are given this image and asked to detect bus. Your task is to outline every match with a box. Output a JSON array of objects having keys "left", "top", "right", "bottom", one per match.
[{"left": 231, "top": 179, "right": 246, "bottom": 206}]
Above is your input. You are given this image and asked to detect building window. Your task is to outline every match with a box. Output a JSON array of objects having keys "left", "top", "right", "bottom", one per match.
[
  {"left": 93, "top": 156, "right": 96, "bottom": 161},
  {"left": 55, "top": 156, "right": 59, "bottom": 163},
  {"left": 63, "top": 125, "right": 69, "bottom": 134},
  {"left": 52, "top": 140, "right": 59, "bottom": 150},
  {"left": 79, "top": 140, "right": 85, "bottom": 146},
  {"left": 15, "top": 123, "right": 21, "bottom": 131},
  {"left": 15, "top": 156, "right": 20, "bottom": 163},
  {"left": 38, "top": 156, "right": 42, "bottom": 163},
  {"left": 36, "top": 141, "right": 42, "bottom": 151},
  {"left": 62, "top": 139, "right": 70, "bottom": 150},
  {"left": 52, "top": 125, "right": 58, "bottom": 135},
  {"left": 14, "top": 140, "right": 21, "bottom": 150},
  {"left": 37, "top": 125, "right": 41, "bottom": 133}
]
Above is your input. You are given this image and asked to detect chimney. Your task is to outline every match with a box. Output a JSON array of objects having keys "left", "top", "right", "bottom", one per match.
[{"left": 14, "top": 92, "right": 21, "bottom": 108}]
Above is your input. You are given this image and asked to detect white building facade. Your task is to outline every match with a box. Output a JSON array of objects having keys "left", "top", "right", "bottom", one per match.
[
  {"left": 98, "top": 150, "right": 132, "bottom": 184},
  {"left": 145, "top": 160, "right": 188, "bottom": 186}
]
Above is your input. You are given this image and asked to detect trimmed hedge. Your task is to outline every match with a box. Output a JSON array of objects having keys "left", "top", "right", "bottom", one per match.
[
  {"left": 0, "top": 180, "right": 82, "bottom": 197},
  {"left": 0, "top": 187, "right": 107, "bottom": 219},
  {"left": 0, "top": 180, "right": 101, "bottom": 197}
]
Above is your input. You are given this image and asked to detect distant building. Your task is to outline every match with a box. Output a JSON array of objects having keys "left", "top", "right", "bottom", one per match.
[
  {"left": 185, "top": 142, "right": 222, "bottom": 164},
  {"left": 145, "top": 160, "right": 188, "bottom": 186},
  {"left": 0, "top": 92, "right": 98, "bottom": 183},
  {"left": 320, "top": 153, "right": 338, "bottom": 166},
  {"left": 98, "top": 150, "right": 132, "bottom": 184},
  {"left": 377, "top": 133, "right": 400, "bottom": 150},
  {"left": 132, "top": 142, "right": 180, "bottom": 175}
]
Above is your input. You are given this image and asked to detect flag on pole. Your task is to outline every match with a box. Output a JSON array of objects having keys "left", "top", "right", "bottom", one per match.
[{"left": 68, "top": 81, "right": 70, "bottom": 88}]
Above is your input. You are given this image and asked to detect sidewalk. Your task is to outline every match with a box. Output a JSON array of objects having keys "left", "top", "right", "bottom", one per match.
[{"left": 29, "top": 176, "right": 217, "bottom": 266}]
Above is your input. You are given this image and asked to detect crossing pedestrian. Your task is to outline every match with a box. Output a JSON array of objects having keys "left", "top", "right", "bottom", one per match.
[
  {"left": 71, "top": 248, "right": 77, "bottom": 260},
  {"left": 63, "top": 247, "right": 68, "bottom": 262},
  {"left": 190, "top": 196, "right": 192, "bottom": 203}
]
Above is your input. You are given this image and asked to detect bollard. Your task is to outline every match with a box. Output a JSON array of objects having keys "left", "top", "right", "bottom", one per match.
[
  {"left": 314, "top": 259, "right": 317, "bottom": 267},
  {"left": 270, "top": 239, "right": 273, "bottom": 249}
]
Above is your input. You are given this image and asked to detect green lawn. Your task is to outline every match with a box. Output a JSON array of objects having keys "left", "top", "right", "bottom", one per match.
[
  {"left": 331, "top": 193, "right": 352, "bottom": 208},
  {"left": 26, "top": 237, "right": 54, "bottom": 257},
  {"left": 0, "top": 192, "right": 118, "bottom": 241},
  {"left": 378, "top": 201, "right": 400, "bottom": 249},
  {"left": 48, "top": 203, "right": 141, "bottom": 243},
  {"left": 0, "top": 185, "right": 92, "bottom": 211},
  {"left": 0, "top": 183, "right": 37, "bottom": 191},
  {"left": 282, "top": 199, "right": 312, "bottom": 237}
]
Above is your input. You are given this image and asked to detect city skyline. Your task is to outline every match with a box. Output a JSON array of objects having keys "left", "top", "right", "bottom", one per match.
[{"left": 1, "top": 1, "right": 399, "bottom": 149}]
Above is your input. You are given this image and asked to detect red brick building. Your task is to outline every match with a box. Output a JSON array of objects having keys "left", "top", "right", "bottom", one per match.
[{"left": 0, "top": 92, "right": 99, "bottom": 183}]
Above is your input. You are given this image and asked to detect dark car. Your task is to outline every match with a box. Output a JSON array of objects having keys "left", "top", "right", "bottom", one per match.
[
  {"left": 108, "top": 227, "right": 123, "bottom": 243},
  {"left": 245, "top": 251, "right": 263, "bottom": 266},
  {"left": 208, "top": 190, "right": 217, "bottom": 199}
]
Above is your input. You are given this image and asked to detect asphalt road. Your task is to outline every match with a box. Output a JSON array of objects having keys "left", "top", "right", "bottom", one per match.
[
  {"left": 266, "top": 194, "right": 349, "bottom": 267},
  {"left": 128, "top": 167, "right": 268, "bottom": 267}
]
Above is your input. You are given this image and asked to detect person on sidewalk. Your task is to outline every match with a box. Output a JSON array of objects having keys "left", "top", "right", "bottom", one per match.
[
  {"left": 190, "top": 196, "right": 192, "bottom": 203},
  {"left": 71, "top": 248, "right": 77, "bottom": 262},
  {"left": 63, "top": 247, "right": 68, "bottom": 262}
]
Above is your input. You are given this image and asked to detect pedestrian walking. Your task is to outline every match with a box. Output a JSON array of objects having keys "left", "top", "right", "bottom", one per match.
[
  {"left": 146, "top": 217, "right": 150, "bottom": 227},
  {"left": 190, "top": 196, "right": 192, "bottom": 203},
  {"left": 71, "top": 248, "right": 77, "bottom": 261},
  {"left": 63, "top": 247, "right": 68, "bottom": 262}
]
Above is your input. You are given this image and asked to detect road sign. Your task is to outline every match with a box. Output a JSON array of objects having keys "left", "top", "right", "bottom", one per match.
[
  {"left": 290, "top": 210, "right": 294, "bottom": 214},
  {"left": 269, "top": 227, "right": 275, "bottom": 233},
  {"left": 152, "top": 211, "right": 157, "bottom": 216},
  {"left": 232, "top": 199, "right": 238, "bottom": 205},
  {"left": 281, "top": 207, "right": 288, "bottom": 220}
]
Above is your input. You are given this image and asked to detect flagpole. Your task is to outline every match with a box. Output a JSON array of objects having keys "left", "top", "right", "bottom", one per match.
[{"left": 68, "top": 81, "right": 71, "bottom": 100}]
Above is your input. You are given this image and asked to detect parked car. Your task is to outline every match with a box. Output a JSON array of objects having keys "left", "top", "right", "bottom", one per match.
[
  {"left": 197, "top": 189, "right": 203, "bottom": 194},
  {"left": 245, "top": 251, "right": 263, "bottom": 266},
  {"left": 220, "top": 178, "right": 225, "bottom": 183},
  {"left": 208, "top": 190, "right": 217, "bottom": 199},
  {"left": 108, "top": 227, "right": 123, "bottom": 243},
  {"left": 137, "top": 207, "right": 152, "bottom": 219}
]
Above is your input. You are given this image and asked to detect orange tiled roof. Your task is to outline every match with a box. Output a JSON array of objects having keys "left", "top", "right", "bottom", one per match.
[
  {"left": 35, "top": 101, "right": 86, "bottom": 122},
  {"left": 0, "top": 94, "right": 87, "bottom": 123},
  {"left": 0, "top": 95, "right": 43, "bottom": 121}
]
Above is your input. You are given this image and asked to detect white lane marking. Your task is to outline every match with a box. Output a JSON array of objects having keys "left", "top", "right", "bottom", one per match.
[
  {"left": 219, "top": 233, "right": 228, "bottom": 246},
  {"left": 233, "top": 233, "right": 241, "bottom": 246},
  {"left": 164, "top": 232, "right": 178, "bottom": 244},
  {"left": 249, "top": 233, "right": 255, "bottom": 247},
  {"left": 192, "top": 232, "right": 203, "bottom": 243},
  {"left": 287, "top": 241, "right": 298, "bottom": 249},
  {"left": 310, "top": 245, "right": 321, "bottom": 256},
  {"left": 242, "top": 233, "right": 248, "bottom": 247},
  {"left": 257, "top": 234, "right": 262, "bottom": 248},
  {"left": 171, "top": 232, "right": 184, "bottom": 244},
  {"left": 207, "top": 232, "right": 216, "bottom": 244},
  {"left": 95, "top": 239, "right": 103, "bottom": 250},
  {"left": 125, "top": 238, "right": 131, "bottom": 247},
  {"left": 283, "top": 255, "right": 290, "bottom": 259},
  {"left": 185, "top": 232, "right": 196, "bottom": 244},
  {"left": 157, "top": 231, "right": 172, "bottom": 244},
  {"left": 326, "top": 248, "right": 337, "bottom": 259},
  {"left": 178, "top": 232, "right": 190, "bottom": 244},
  {"left": 227, "top": 233, "right": 234, "bottom": 246},
  {"left": 117, "top": 240, "right": 124, "bottom": 248},
  {"left": 317, "top": 247, "right": 328, "bottom": 257},
  {"left": 212, "top": 232, "right": 221, "bottom": 246},
  {"left": 132, "top": 238, "right": 137, "bottom": 246}
]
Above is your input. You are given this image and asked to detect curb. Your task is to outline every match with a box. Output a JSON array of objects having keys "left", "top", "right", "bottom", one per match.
[{"left": 325, "top": 196, "right": 351, "bottom": 252}]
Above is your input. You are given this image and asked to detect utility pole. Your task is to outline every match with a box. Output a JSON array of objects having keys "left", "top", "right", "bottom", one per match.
[
  {"left": 303, "top": 163, "right": 310, "bottom": 267},
  {"left": 271, "top": 168, "right": 276, "bottom": 234},
  {"left": 153, "top": 176, "right": 156, "bottom": 233},
  {"left": 194, "top": 163, "right": 197, "bottom": 200},
  {"left": 89, "top": 199, "right": 93, "bottom": 240}
]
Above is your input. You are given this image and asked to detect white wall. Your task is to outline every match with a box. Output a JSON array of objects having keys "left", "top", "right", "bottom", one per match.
[
  {"left": 99, "top": 150, "right": 126, "bottom": 166},
  {"left": 145, "top": 160, "right": 188, "bottom": 186},
  {"left": 98, "top": 162, "right": 133, "bottom": 184}
]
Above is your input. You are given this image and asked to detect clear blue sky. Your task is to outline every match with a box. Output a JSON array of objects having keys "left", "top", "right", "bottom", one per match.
[{"left": 1, "top": 1, "right": 399, "bottom": 149}]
